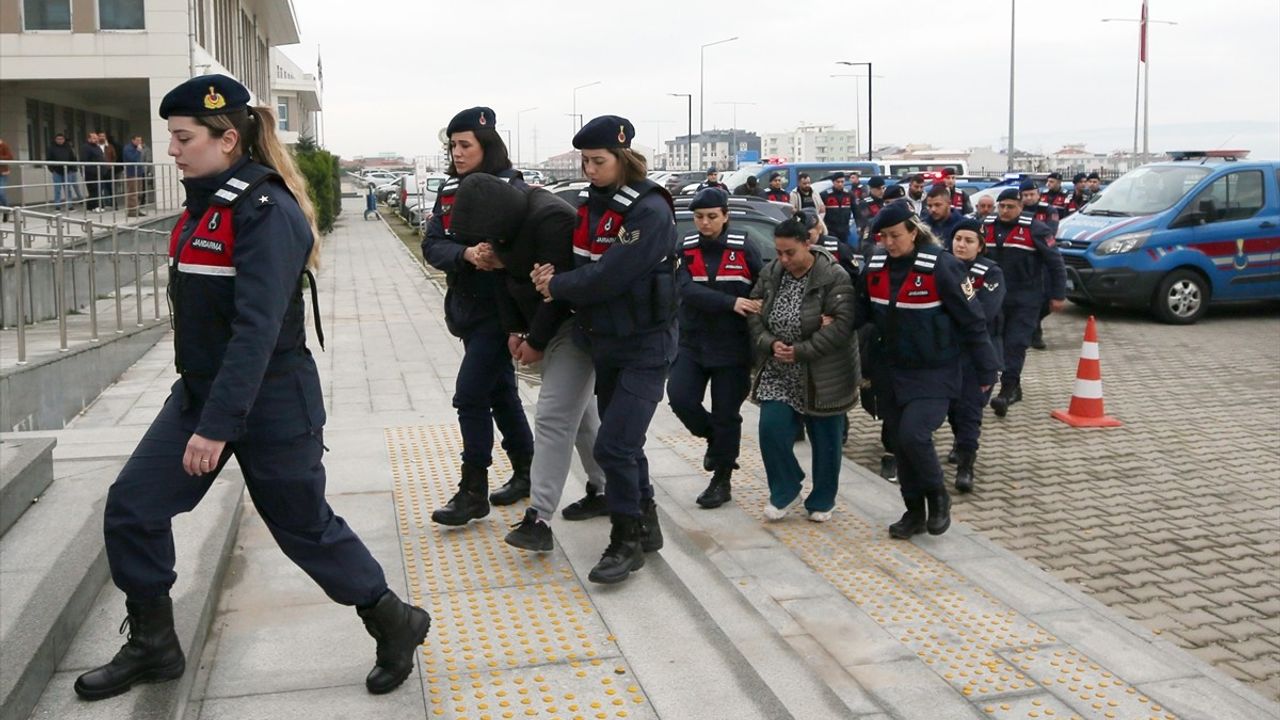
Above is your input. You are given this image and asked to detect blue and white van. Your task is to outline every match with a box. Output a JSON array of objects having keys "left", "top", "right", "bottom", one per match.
[{"left": 1055, "top": 151, "right": 1280, "bottom": 323}]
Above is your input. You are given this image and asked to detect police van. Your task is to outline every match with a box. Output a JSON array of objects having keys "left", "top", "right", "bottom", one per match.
[{"left": 1055, "top": 151, "right": 1280, "bottom": 324}]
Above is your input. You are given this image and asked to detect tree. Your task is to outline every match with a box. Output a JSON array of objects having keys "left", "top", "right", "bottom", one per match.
[{"left": 293, "top": 135, "right": 342, "bottom": 234}]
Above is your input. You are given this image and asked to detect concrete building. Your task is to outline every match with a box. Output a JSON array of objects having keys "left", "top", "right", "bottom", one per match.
[
  {"left": 270, "top": 46, "right": 319, "bottom": 146},
  {"left": 664, "top": 129, "right": 760, "bottom": 171},
  {"left": 0, "top": 0, "right": 301, "bottom": 170},
  {"left": 761, "top": 124, "right": 859, "bottom": 163}
]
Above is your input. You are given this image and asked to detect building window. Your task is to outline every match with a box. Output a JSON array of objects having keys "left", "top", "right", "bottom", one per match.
[
  {"left": 100, "top": 0, "right": 144, "bottom": 29},
  {"left": 277, "top": 101, "right": 290, "bottom": 131},
  {"left": 23, "top": 0, "right": 71, "bottom": 30}
]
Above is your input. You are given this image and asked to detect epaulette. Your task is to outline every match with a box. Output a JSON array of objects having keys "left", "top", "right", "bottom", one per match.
[
  {"left": 439, "top": 177, "right": 460, "bottom": 197},
  {"left": 982, "top": 214, "right": 997, "bottom": 225},
  {"left": 211, "top": 162, "right": 282, "bottom": 207},
  {"left": 914, "top": 251, "right": 938, "bottom": 273},
  {"left": 682, "top": 233, "right": 700, "bottom": 248},
  {"left": 608, "top": 180, "right": 666, "bottom": 214},
  {"left": 867, "top": 251, "right": 887, "bottom": 270},
  {"left": 725, "top": 233, "right": 746, "bottom": 248},
  {"left": 971, "top": 261, "right": 990, "bottom": 276},
  {"left": 1017, "top": 213, "right": 1033, "bottom": 226}
]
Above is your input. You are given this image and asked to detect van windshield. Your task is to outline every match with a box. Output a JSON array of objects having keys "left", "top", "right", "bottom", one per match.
[{"left": 1083, "top": 165, "right": 1212, "bottom": 217}]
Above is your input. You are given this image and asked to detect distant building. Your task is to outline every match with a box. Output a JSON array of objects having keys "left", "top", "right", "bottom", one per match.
[
  {"left": 270, "top": 48, "right": 320, "bottom": 147},
  {"left": 353, "top": 153, "right": 409, "bottom": 168},
  {"left": 761, "top": 124, "right": 859, "bottom": 163},
  {"left": 664, "top": 129, "right": 761, "bottom": 171}
]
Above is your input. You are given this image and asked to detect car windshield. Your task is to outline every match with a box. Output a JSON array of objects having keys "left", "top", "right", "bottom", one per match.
[{"left": 1084, "top": 165, "right": 1212, "bottom": 216}]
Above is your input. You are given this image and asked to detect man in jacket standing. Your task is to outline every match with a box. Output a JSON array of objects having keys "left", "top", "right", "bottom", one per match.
[
  {"left": 82, "top": 131, "right": 105, "bottom": 212},
  {"left": 47, "top": 133, "right": 80, "bottom": 210}
]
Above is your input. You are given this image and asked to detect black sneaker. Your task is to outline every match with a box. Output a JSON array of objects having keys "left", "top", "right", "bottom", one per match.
[
  {"left": 879, "top": 454, "right": 898, "bottom": 484},
  {"left": 561, "top": 490, "right": 608, "bottom": 521},
  {"left": 505, "top": 508, "right": 553, "bottom": 552}
]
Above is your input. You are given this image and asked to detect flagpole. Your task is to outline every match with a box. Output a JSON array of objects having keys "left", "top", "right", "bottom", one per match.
[
  {"left": 1142, "top": 1, "right": 1150, "bottom": 159},
  {"left": 1132, "top": 55, "right": 1140, "bottom": 159}
]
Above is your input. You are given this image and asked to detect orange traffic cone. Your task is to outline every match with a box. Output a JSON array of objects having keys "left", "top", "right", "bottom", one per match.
[{"left": 1051, "top": 316, "right": 1122, "bottom": 428}]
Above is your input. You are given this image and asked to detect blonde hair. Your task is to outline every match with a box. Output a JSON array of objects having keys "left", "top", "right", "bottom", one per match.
[{"left": 198, "top": 106, "right": 321, "bottom": 269}]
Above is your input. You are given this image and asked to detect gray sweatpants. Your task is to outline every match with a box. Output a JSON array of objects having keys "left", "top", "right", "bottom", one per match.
[{"left": 530, "top": 322, "right": 605, "bottom": 522}]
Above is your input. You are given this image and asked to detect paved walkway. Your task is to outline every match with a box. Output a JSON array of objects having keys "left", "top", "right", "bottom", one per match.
[{"left": 50, "top": 199, "right": 1279, "bottom": 719}]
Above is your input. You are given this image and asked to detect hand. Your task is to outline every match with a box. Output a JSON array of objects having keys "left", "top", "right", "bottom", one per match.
[
  {"left": 183, "top": 433, "right": 226, "bottom": 477},
  {"left": 531, "top": 263, "right": 555, "bottom": 300},
  {"left": 772, "top": 341, "right": 796, "bottom": 363},
  {"left": 980, "top": 385, "right": 992, "bottom": 393},
  {"left": 508, "top": 334, "right": 524, "bottom": 358},
  {"left": 1049, "top": 298, "right": 1066, "bottom": 313},
  {"left": 820, "top": 314, "right": 834, "bottom": 327},
  {"left": 514, "top": 343, "right": 544, "bottom": 365},
  {"left": 462, "top": 245, "right": 479, "bottom": 267},
  {"left": 473, "top": 242, "right": 505, "bottom": 270},
  {"left": 733, "top": 298, "right": 762, "bottom": 316}
]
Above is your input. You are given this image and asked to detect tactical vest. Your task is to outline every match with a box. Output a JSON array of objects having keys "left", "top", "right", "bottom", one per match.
[
  {"left": 865, "top": 250, "right": 959, "bottom": 369},
  {"left": 1026, "top": 203, "right": 1054, "bottom": 226},
  {"left": 983, "top": 214, "right": 1035, "bottom": 252},
  {"left": 682, "top": 232, "right": 753, "bottom": 292},
  {"left": 436, "top": 176, "right": 460, "bottom": 231},
  {"left": 765, "top": 189, "right": 790, "bottom": 203},
  {"left": 950, "top": 190, "right": 967, "bottom": 211}
]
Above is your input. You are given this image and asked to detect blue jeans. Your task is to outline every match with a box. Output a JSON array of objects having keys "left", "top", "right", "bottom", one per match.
[{"left": 758, "top": 401, "right": 844, "bottom": 513}]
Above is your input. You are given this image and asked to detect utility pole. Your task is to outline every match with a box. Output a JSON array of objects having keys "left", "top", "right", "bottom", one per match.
[
  {"left": 699, "top": 37, "right": 738, "bottom": 133},
  {"left": 1007, "top": 0, "right": 1016, "bottom": 172}
]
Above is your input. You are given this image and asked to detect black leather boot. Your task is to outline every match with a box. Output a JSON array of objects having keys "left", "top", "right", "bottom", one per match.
[
  {"left": 74, "top": 596, "right": 185, "bottom": 700},
  {"left": 926, "top": 490, "right": 952, "bottom": 536},
  {"left": 888, "top": 497, "right": 927, "bottom": 539},
  {"left": 358, "top": 590, "right": 431, "bottom": 694},
  {"left": 695, "top": 467, "right": 733, "bottom": 509},
  {"left": 431, "top": 463, "right": 490, "bottom": 526},
  {"left": 946, "top": 443, "right": 958, "bottom": 464},
  {"left": 989, "top": 383, "right": 1022, "bottom": 417},
  {"left": 955, "top": 450, "right": 976, "bottom": 494},
  {"left": 641, "top": 499, "right": 663, "bottom": 552},
  {"left": 561, "top": 486, "right": 608, "bottom": 521},
  {"left": 490, "top": 453, "right": 532, "bottom": 506},
  {"left": 588, "top": 514, "right": 646, "bottom": 584}
]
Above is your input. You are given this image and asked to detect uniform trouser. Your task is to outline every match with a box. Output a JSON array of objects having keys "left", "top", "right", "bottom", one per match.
[
  {"left": 455, "top": 330, "right": 535, "bottom": 468},
  {"left": 529, "top": 323, "right": 606, "bottom": 522},
  {"left": 758, "top": 401, "right": 844, "bottom": 513},
  {"left": 999, "top": 302, "right": 1040, "bottom": 388},
  {"left": 666, "top": 354, "right": 750, "bottom": 471},
  {"left": 880, "top": 390, "right": 951, "bottom": 500},
  {"left": 593, "top": 362, "right": 667, "bottom": 517},
  {"left": 103, "top": 396, "right": 388, "bottom": 607},
  {"left": 948, "top": 361, "right": 993, "bottom": 452},
  {"left": 830, "top": 226, "right": 851, "bottom": 244},
  {"left": 1038, "top": 266, "right": 1053, "bottom": 322}
]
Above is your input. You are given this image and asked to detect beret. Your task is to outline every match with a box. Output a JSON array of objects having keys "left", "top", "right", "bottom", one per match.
[
  {"left": 769, "top": 172, "right": 783, "bottom": 181},
  {"left": 573, "top": 115, "right": 634, "bottom": 149},
  {"left": 447, "top": 107, "right": 496, "bottom": 136},
  {"left": 160, "top": 74, "right": 250, "bottom": 118},
  {"left": 830, "top": 171, "right": 846, "bottom": 180},
  {"left": 868, "top": 176, "right": 886, "bottom": 188},
  {"left": 870, "top": 202, "right": 915, "bottom": 234},
  {"left": 1047, "top": 172, "right": 1062, "bottom": 180},
  {"left": 952, "top": 217, "right": 983, "bottom": 239},
  {"left": 689, "top": 187, "right": 729, "bottom": 211},
  {"left": 997, "top": 188, "right": 1021, "bottom": 202},
  {"left": 1018, "top": 179, "right": 1038, "bottom": 192},
  {"left": 883, "top": 183, "right": 905, "bottom": 199}
]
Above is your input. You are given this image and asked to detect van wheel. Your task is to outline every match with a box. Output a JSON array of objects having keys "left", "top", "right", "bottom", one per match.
[{"left": 1152, "top": 269, "right": 1209, "bottom": 324}]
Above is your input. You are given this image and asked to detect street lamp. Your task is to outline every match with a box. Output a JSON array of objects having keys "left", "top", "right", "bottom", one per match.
[
  {"left": 572, "top": 81, "right": 601, "bottom": 133},
  {"left": 700, "top": 37, "right": 738, "bottom": 133},
  {"left": 830, "top": 73, "right": 884, "bottom": 161},
  {"left": 835, "top": 60, "right": 873, "bottom": 162},
  {"left": 1102, "top": 7, "right": 1178, "bottom": 160},
  {"left": 715, "top": 101, "right": 755, "bottom": 170},
  {"left": 669, "top": 93, "right": 693, "bottom": 172},
  {"left": 516, "top": 106, "right": 538, "bottom": 166}
]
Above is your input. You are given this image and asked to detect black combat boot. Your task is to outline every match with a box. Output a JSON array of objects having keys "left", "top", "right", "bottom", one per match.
[
  {"left": 989, "top": 383, "right": 1022, "bottom": 417},
  {"left": 695, "top": 466, "right": 733, "bottom": 509},
  {"left": 74, "top": 596, "right": 185, "bottom": 700},
  {"left": 955, "top": 449, "right": 976, "bottom": 494},
  {"left": 505, "top": 507, "right": 553, "bottom": 552},
  {"left": 490, "top": 453, "right": 532, "bottom": 506},
  {"left": 357, "top": 590, "right": 431, "bottom": 694},
  {"left": 431, "top": 463, "right": 490, "bottom": 526},
  {"left": 926, "top": 490, "right": 952, "bottom": 536},
  {"left": 701, "top": 432, "right": 716, "bottom": 471},
  {"left": 561, "top": 486, "right": 608, "bottom": 521},
  {"left": 588, "top": 514, "right": 646, "bottom": 584},
  {"left": 1031, "top": 324, "right": 1047, "bottom": 350},
  {"left": 641, "top": 498, "right": 663, "bottom": 552},
  {"left": 946, "top": 443, "right": 958, "bottom": 464},
  {"left": 888, "top": 497, "right": 927, "bottom": 539}
]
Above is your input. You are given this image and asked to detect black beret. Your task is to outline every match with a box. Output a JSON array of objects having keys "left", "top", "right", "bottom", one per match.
[
  {"left": 870, "top": 202, "right": 914, "bottom": 234},
  {"left": 831, "top": 171, "right": 846, "bottom": 180},
  {"left": 1073, "top": 172, "right": 1088, "bottom": 183},
  {"left": 997, "top": 188, "right": 1021, "bottom": 202},
  {"left": 573, "top": 115, "right": 634, "bottom": 149},
  {"left": 883, "top": 183, "right": 905, "bottom": 199},
  {"left": 689, "top": 187, "right": 729, "bottom": 211},
  {"left": 159, "top": 74, "right": 250, "bottom": 118},
  {"left": 1087, "top": 171, "right": 1101, "bottom": 180},
  {"left": 1047, "top": 172, "right": 1062, "bottom": 180},
  {"left": 952, "top": 217, "right": 983, "bottom": 239},
  {"left": 447, "top": 107, "right": 497, "bottom": 136},
  {"left": 769, "top": 172, "right": 783, "bottom": 181},
  {"left": 1018, "top": 179, "right": 1038, "bottom": 192},
  {"left": 868, "top": 176, "right": 886, "bottom": 188}
]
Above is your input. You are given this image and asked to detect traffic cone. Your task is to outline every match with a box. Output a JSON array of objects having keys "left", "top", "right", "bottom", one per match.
[{"left": 1050, "top": 316, "right": 1122, "bottom": 428}]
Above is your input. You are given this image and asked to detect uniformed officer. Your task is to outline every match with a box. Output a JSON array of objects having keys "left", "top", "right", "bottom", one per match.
[
  {"left": 945, "top": 218, "right": 1006, "bottom": 493},
  {"left": 1019, "top": 179, "right": 1059, "bottom": 351},
  {"left": 858, "top": 176, "right": 887, "bottom": 244},
  {"left": 697, "top": 167, "right": 729, "bottom": 192},
  {"left": 75, "top": 75, "right": 428, "bottom": 702},
  {"left": 764, "top": 172, "right": 790, "bottom": 203},
  {"left": 805, "top": 210, "right": 860, "bottom": 281},
  {"left": 669, "top": 187, "right": 763, "bottom": 508},
  {"left": 1041, "top": 172, "right": 1070, "bottom": 216},
  {"left": 531, "top": 115, "right": 678, "bottom": 585},
  {"left": 422, "top": 106, "right": 536, "bottom": 526},
  {"left": 819, "top": 172, "right": 856, "bottom": 244},
  {"left": 856, "top": 204, "right": 999, "bottom": 539},
  {"left": 984, "top": 189, "right": 1067, "bottom": 416},
  {"left": 922, "top": 183, "right": 966, "bottom": 249},
  {"left": 1067, "top": 172, "right": 1090, "bottom": 216},
  {"left": 940, "top": 168, "right": 974, "bottom": 214}
]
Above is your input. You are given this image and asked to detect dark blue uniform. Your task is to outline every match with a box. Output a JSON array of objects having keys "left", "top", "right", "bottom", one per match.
[
  {"left": 422, "top": 169, "right": 534, "bottom": 469},
  {"left": 857, "top": 247, "right": 999, "bottom": 501},
  {"left": 816, "top": 234, "right": 862, "bottom": 283},
  {"left": 550, "top": 181, "right": 678, "bottom": 518},
  {"left": 668, "top": 228, "right": 762, "bottom": 471},
  {"left": 982, "top": 214, "right": 1065, "bottom": 389},
  {"left": 923, "top": 208, "right": 966, "bottom": 250},
  {"left": 819, "top": 187, "right": 855, "bottom": 243},
  {"left": 104, "top": 158, "right": 387, "bottom": 607},
  {"left": 947, "top": 257, "right": 1006, "bottom": 451}
]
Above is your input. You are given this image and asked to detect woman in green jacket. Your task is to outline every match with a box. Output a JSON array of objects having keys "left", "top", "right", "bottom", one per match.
[{"left": 748, "top": 213, "right": 859, "bottom": 522}]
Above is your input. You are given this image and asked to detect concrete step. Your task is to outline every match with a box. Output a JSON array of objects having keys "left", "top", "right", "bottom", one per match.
[
  {"left": 0, "top": 438, "right": 56, "bottom": 537},
  {"left": 26, "top": 469, "right": 243, "bottom": 720}
]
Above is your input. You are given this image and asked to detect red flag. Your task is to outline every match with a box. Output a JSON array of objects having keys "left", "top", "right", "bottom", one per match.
[{"left": 1139, "top": 0, "right": 1148, "bottom": 63}]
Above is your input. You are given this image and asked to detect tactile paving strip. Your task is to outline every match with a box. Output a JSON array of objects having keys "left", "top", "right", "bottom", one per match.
[
  {"left": 661, "top": 433, "right": 1178, "bottom": 720},
  {"left": 387, "top": 424, "right": 658, "bottom": 720}
]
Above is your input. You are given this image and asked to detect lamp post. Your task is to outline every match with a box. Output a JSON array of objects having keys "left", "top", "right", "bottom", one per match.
[
  {"left": 572, "top": 81, "right": 601, "bottom": 133},
  {"left": 516, "top": 106, "right": 537, "bottom": 166},
  {"left": 835, "top": 60, "right": 873, "bottom": 161},
  {"left": 700, "top": 37, "right": 738, "bottom": 133},
  {"left": 640, "top": 119, "right": 679, "bottom": 169},
  {"left": 1103, "top": 6, "right": 1177, "bottom": 161},
  {"left": 715, "top": 101, "right": 755, "bottom": 169},
  {"left": 829, "top": 73, "right": 884, "bottom": 160},
  {"left": 1006, "top": 1, "right": 1016, "bottom": 171},
  {"left": 669, "top": 93, "right": 693, "bottom": 171}
]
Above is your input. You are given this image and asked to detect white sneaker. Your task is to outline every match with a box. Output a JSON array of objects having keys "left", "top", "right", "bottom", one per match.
[
  {"left": 808, "top": 510, "right": 833, "bottom": 523},
  {"left": 763, "top": 497, "right": 800, "bottom": 521}
]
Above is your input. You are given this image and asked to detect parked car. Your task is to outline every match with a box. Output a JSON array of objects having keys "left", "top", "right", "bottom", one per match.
[
  {"left": 723, "top": 162, "right": 882, "bottom": 193},
  {"left": 664, "top": 171, "right": 705, "bottom": 194},
  {"left": 1055, "top": 151, "right": 1280, "bottom": 323}
]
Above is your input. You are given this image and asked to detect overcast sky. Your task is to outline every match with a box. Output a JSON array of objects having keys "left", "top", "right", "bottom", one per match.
[{"left": 279, "top": 0, "right": 1280, "bottom": 164}]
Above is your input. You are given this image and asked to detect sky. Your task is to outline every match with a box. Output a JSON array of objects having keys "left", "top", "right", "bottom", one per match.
[{"left": 278, "top": 0, "right": 1280, "bottom": 164}]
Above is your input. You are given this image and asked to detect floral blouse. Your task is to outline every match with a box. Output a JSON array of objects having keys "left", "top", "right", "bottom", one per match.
[{"left": 754, "top": 271, "right": 809, "bottom": 411}]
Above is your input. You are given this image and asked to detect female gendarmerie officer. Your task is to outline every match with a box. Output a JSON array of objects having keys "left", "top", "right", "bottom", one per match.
[
  {"left": 857, "top": 203, "right": 999, "bottom": 540},
  {"left": 422, "top": 107, "right": 536, "bottom": 526},
  {"left": 669, "top": 187, "right": 763, "bottom": 508},
  {"left": 532, "top": 115, "right": 677, "bottom": 585},
  {"left": 75, "top": 75, "right": 428, "bottom": 702},
  {"left": 945, "top": 217, "right": 1006, "bottom": 493}
]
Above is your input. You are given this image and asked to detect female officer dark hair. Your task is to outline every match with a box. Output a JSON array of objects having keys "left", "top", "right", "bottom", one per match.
[
  {"left": 73, "top": 74, "right": 429, "bottom": 703},
  {"left": 447, "top": 126, "right": 512, "bottom": 176}
]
